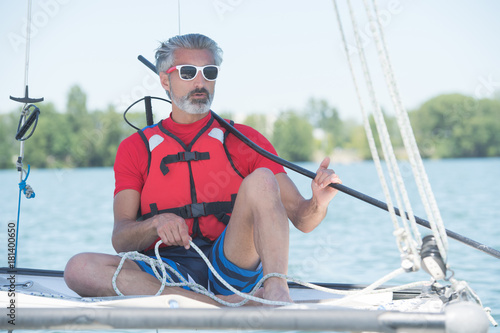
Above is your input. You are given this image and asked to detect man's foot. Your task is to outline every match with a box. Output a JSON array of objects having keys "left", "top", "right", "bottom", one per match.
[
  {"left": 263, "top": 277, "right": 293, "bottom": 304},
  {"left": 216, "top": 287, "right": 265, "bottom": 306}
]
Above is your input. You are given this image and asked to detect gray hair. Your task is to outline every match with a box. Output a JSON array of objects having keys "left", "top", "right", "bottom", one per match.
[{"left": 155, "top": 33, "right": 223, "bottom": 74}]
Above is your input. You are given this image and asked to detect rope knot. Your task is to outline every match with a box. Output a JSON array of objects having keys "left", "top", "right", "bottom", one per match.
[
  {"left": 18, "top": 164, "right": 35, "bottom": 199},
  {"left": 19, "top": 180, "right": 35, "bottom": 199}
]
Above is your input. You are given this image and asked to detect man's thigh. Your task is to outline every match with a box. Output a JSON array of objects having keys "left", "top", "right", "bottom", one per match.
[{"left": 223, "top": 168, "right": 282, "bottom": 270}]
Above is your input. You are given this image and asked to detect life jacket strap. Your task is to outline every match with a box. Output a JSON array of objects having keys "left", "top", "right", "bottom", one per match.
[
  {"left": 160, "top": 151, "right": 210, "bottom": 175},
  {"left": 138, "top": 194, "right": 236, "bottom": 224}
]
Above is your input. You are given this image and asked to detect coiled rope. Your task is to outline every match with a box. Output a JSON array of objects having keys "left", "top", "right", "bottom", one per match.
[{"left": 112, "top": 240, "right": 430, "bottom": 307}]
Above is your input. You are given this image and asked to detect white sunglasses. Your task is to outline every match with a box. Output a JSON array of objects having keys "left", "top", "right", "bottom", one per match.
[{"left": 166, "top": 65, "right": 219, "bottom": 81}]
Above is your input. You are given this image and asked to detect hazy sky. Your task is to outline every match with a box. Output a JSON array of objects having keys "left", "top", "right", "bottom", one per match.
[{"left": 1, "top": 0, "right": 499, "bottom": 121}]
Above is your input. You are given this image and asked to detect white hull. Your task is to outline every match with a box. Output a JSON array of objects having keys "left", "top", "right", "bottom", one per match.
[{"left": 0, "top": 267, "right": 490, "bottom": 332}]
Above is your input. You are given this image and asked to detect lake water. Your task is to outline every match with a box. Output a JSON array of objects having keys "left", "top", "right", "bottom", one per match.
[{"left": 1, "top": 158, "right": 499, "bottom": 332}]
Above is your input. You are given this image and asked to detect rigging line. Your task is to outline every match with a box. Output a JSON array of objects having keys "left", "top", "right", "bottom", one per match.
[
  {"left": 13, "top": 0, "right": 36, "bottom": 270},
  {"left": 18, "top": 0, "right": 34, "bottom": 183},
  {"left": 18, "top": 0, "right": 36, "bottom": 181},
  {"left": 23, "top": 0, "right": 33, "bottom": 89},
  {"left": 346, "top": 0, "right": 421, "bottom": 254},
  {"left": 368, "top": 0, "right": 448, "bottom": 256},
  {"left": 361, "top": 0, "right": 423, "bottom": 248},
  {"left": 136, "top": 55, "right": 500, "bottom": 261},
  {"left": 365, "top": 0, "right": 441, "bottom": 253},
  {"left": 331, "top": 0, "right": 406, "bottom": 255},
  {"left": 343, "top": 0, "right": 422, "bottom": 260},
  {"left": 178, "top": 0, "right": 181, "bottom": 35}
]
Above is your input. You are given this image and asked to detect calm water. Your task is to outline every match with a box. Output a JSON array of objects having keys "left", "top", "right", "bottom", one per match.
[{"left": 1, "top": 158, "right": 499, "bottom": 332}]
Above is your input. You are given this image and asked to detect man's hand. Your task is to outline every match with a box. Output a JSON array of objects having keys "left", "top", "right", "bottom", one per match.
[
  {"left": 312, "top": 157, "right": 342, "bottom": 208},
  {"left": 150, "top": 213, "right": 192, "bottom": 249}
]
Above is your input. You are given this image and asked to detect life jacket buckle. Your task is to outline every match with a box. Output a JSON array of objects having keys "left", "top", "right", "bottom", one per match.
[
  {"left": 179, "top": 151, "right": 196, "bottom": 161},
  {"left": 182, "top": 203, "right": 207, "bottom": 219}
]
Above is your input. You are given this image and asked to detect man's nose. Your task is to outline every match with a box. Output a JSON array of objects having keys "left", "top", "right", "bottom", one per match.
[{"left": 192, "top": 71, "right": 206, "bottom": 87}]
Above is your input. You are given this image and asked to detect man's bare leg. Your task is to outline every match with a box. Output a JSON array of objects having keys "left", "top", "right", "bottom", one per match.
[
  {"left": 65, "top": 252, "right": 268, "bottom": 306},
  {"left": 64, "top": 252, "right": 220, "bottom": 304},
  {"left": 223, "top": 168, "right": 293, "bottom": 303}
]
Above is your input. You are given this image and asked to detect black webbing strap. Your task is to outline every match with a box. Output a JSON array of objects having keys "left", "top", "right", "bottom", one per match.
[
  {"left": 137, "top": 130, "right": 152, "bottom": 175},
  {"left": 213, "top": 194, "right": 237, "bottom": 225},
  {"left": 160, "top": 151, "right": 210, "bottom": 175},
  {"left": 137, "top": 195, "right": 236, "bottom": 222}
]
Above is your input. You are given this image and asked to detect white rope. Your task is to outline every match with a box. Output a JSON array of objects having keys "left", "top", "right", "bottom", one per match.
[
  {"left": 366, "top": 0, "right": 448, "bottom": 259},
  {"left": 332, "top": 0, "right": 405, "bottom": 256},
  {"left": 347, "top": 0, "right": 423, "bottom": 263},
  {"left": 113, "top": 240, "right": 292, "bottom": 307},
  {"left": 112, "top": 240, "right": 432, "bottom": 307},
  {"left": 327, "top": 267, "right": 403, "bottom": 305},
  {"left": 332, "top": 0, "right": 421, "bottom": 268}
]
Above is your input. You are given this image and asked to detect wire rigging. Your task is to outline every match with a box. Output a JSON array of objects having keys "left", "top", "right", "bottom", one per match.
[
  {"left": 23, "top": 0, "right": 32, "bottom": 88},
  {"left": 9, "top": 0, "right": 43, "bottom": 268}
]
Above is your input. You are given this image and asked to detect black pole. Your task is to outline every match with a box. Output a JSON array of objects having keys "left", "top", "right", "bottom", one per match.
[
  {"left": 138, "top": 55, "right": 500, "bottom": 261},
  {"left": 138, "top": 55, "right": 158, "bottom": 74},
  {"left": 144, "top": 96, "right": 154, "bottom": 126}
]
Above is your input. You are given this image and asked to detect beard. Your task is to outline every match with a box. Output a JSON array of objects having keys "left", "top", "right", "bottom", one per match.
[{"left": 171, "top": 88, "right": 214, "bottom": 115}]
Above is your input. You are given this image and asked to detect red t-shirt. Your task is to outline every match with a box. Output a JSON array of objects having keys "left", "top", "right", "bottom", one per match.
[{"left": 114, "top": 113, "right": 285, "bottom": 196}]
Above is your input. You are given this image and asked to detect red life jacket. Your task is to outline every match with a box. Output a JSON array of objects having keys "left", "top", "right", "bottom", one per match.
[{"left": 137, "top": 116, "right": 244, "bottom": 251}]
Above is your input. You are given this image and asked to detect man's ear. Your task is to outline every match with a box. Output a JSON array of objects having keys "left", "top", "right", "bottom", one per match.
[{"left": 159, "top": 72, "right": 171, "bottom": 94}]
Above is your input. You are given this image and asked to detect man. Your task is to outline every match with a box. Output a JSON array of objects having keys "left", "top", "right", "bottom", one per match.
[{"left": 64, "top": 33, "right": 342, "bottom": 305}]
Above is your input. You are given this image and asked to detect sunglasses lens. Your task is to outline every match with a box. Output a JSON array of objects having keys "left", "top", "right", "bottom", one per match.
[
  {"left": 203, "top": 66, "right": 218, "bottom": 80},
  {"left": 179, "top": 66, "right": 197, "bottom": 80}
]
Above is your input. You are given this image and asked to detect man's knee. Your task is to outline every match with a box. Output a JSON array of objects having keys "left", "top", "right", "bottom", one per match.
[
  {"left": 64, "top": 253, "right": 83, "bottom": 289},
  {"left": 64, "top": 253, "right": 88, "bottom": 289},
  {"left": 64, "top": 253, "right": 106, "bottom": 290},
  {"left": 242, "top": 168, "right": 279, "bottom": 195}
]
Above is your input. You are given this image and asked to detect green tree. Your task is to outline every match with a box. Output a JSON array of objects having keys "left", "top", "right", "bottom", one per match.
[
  {"left": 243, "top": 113, "right": 271, "bottom": 138},
  {"left": 21, "top": 102, "right": 72, "bottom": 168},
  {"left": 65, "top": 85, "right": 98, "bottom": 167},
  {"left": 91, "top": 106, "right": 128, "bottom": 166},
  {"left": 343, "top": 121, "right": 372, "bottom": 160},
  {"left": 305, "top": 98, "right": 343, "bottom": 154},
  {"left": 272, "top": 110, "right": 314, "bottom": 161},
  {"left": 461, "top": 98, "right": 500, "bottom": 156},
  {"left": 410, "top": 94, "right": 500, "bottom": 158},
  {"left": 0, "top": 112, "right": 19, "bottom": 169}
]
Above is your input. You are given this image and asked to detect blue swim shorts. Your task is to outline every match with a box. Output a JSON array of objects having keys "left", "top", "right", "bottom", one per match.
[{"left": 135, "top": 229, "right": 263, "bottom": 295}]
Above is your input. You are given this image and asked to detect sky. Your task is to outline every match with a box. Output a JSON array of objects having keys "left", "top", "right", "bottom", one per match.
[{"left": 1, "top": 0, "right": 499, "bottom": 122}]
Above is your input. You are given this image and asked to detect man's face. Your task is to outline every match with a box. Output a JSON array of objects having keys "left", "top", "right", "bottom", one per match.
[{"left": 160, "top": 48, "right": 217, "bottom": 115}]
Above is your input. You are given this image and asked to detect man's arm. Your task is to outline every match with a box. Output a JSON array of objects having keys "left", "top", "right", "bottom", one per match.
[
  {"left": 112, "top": 189, "right": 192, "bottom": 253},
  {"left": 276, "top": 157, "right": 341, "bottom": 233}
]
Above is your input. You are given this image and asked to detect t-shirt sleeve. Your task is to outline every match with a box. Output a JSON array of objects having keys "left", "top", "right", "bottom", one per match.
[
  {"left": 113, "top": 133, "right": 148, "bottom": 196},
  {"left": 226, "top": 124, "right": 286, "bottom": 177}
]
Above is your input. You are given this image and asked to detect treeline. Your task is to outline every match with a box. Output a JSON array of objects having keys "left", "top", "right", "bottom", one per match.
[
  {"left": 233, "top": 93, "right": 500, "bottom": 161},
  {"left": 0, "top": 86, "right": 499, "bottom": 169},
  {"left": 0, "top": 86, "right": 134, "bottom": 169}
]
